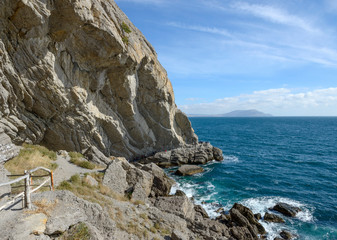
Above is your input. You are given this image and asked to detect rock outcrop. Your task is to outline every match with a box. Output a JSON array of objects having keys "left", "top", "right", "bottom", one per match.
[
  {"left": 0, "top": 129, "right": 19, "bottom": 163},
  {"left": 270, "top": 202, "right": 302, "bottom": 217},
  {"left": 0, "top": 0, "right": 197, "bottom": 160},
  {"left": 140, "top": 142, "right": 224, "bottom": 167},
  {"left": 103, "top": 157, "right": 174, "bottom": 201}
]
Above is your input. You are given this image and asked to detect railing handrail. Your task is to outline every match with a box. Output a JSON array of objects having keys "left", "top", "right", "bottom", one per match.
[
  {"left": 0, "top": 166, "right": 54, "bottom": 210},
  {"left": 0, "top": 175, "right": 28, "bottom": 187}
]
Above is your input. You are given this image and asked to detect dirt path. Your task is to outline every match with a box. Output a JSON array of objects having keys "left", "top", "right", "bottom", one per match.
[{"left": 53, "top": 152, "right": 101, "bottom": 187}]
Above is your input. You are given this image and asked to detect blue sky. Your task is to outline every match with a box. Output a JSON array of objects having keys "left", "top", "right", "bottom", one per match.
[{"left": 116, "top": 0, "right": 337, "bottom": 116}]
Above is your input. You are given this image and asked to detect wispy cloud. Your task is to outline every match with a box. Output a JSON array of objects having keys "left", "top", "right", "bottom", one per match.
[
  {"left": 180, "top": 88, "right": 337, "bottom": 116},
  {"left": 231, "top": 2, "right": 317, "bottom": 33},
  {"left": 115, "top": 0, "right": 166, "bottom": 5},
  {"left": 167, "top": 22, "right": 233, "bottom": 38}
]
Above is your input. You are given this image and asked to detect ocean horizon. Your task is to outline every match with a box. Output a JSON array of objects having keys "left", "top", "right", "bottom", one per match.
[{"left": 167, "top": 117, "right": 337, "bottom": 240}]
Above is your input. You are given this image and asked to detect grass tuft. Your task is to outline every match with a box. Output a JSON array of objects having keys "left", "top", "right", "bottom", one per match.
[
  {"left": 26, "top": 199, "right": 58, "bottom": 216},
  {"left": 68, "top": 152, "right": 96, "bottom": 170}
]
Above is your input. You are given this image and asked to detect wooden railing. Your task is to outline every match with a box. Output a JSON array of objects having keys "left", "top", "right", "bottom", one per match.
[{"left": 0, "top": 167, "right": 54, "bottom": 211}]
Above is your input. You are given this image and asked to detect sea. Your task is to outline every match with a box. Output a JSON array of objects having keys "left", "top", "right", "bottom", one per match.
[{"left": 165, "top": 117, "right": 337, "bottom": 240}]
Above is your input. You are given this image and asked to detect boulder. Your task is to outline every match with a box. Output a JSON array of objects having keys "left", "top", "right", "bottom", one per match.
[
  {"left": 83, "top": 146, "right": 111, "bottom": 166},
  {"left": 103, "top": 158, "right": 154, "bottom": 201},
  {"left": 141, "top": 163, "right": 175, "bottom": 197},
  {"left": 264, "top": 213, "right": 285, "bottom": 223},
  {"left": 175, "top": 165, "right": 204, "bottom": 176},
  {"left": 126, "top": 166, "right": 153, "bottom": 201},
  {"left": 254, "top": 213, "right": 262, "bottom": 220},
  {"left": 155, "top": 195, "right": 195, "bottom": 221},
  {"left": 280, "top": 230, "right": 294, "bottom": 240},
  {"left": 0, "top": 129, "right": 19, "bottom": 163},
  {"left": 171, "top": 229, "right": 188, "bottom": 240},
  {"left": 0, "top": 165, "right": 10, "bottom": 203},
  {"left": 103, "top": 160, "right": 128, "bottom": 196},
  {"left": 231, "top": 203, "right": 266, "bottom": 235},
  {"left": 194, "top": 205, "right": 209, "bottom": 219},
  {"left": 271, "top": 203, "right": 301, "bottom": 217}
]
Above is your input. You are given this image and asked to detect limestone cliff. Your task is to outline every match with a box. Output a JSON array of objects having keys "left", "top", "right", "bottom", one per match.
[{"left": 0, "top": 0, "right": 197, "bottom": 159}]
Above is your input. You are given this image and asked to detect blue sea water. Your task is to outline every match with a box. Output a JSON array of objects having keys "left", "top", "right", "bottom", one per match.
[{"left": 166, "top": 117, "right": 337, "bottom": 240}]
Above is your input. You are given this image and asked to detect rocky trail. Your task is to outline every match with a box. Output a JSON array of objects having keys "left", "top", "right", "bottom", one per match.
[{"left": 53, "top": 152, "right": 103, "bottom": 187}]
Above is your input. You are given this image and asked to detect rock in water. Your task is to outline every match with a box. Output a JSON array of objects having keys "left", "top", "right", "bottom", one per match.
[
  {"left": 175, "top": 165, "right": 204, "bottom": 176},
  {"left": 0, "top": 0, "right": 197, "bottom": 160},
  {"left": 271, "top": 203, "right": 302, "bottom": 217},
  {"left": 264, "top": 213, "right": 285, "bottom": 223}
]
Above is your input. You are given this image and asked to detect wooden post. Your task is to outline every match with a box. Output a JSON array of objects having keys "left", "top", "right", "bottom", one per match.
[
  {"left": 24, "top": 170, "right": 32, "bottom": 209},
  {"left": 50, "top": 170, "right": 54, "bottom": 191}
]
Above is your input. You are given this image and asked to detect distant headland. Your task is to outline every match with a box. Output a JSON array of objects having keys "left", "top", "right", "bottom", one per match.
[{"left": 188, "top": 109, "right": 273, "bottom": 117}]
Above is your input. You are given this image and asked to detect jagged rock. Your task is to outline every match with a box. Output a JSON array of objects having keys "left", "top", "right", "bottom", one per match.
[
  {"left": 171, "top": 229, "right": 188, "bottom": 240},
  {"left": 271, "top": 203, "right": 302, "bottom": 217},
  {"left": 175, "top": 189, "right": 186, "bottom": 197},
  {"left": 254, "top": 213, "right": 262, "bottom": 220},
  {"left": 175, "top": 165, "right": 204, "bottom": 176},
  {"left": 280, "top": 230, "right": 294, "bottom": 239},
  {"left": 141, "top": 162, "right": 175, "bottom": 197},
  {"left": 103, "top": 157, "right": 154, "bottom": 201},
  {"left": 141, "top": 142, "right": 223, "bottom": 166},
  {"left": 155, "top": 195, "right": 195, "bottom": 221},
  {"left": 0, "top": 0, "right": 197, "bottom": 161},
  {"left": 83, "top": 146, "right": 111, "bottom": 166},
  {"left": 230, "top": 226, "right": 255, "bottom": 240},
  {"left": 231, "top": 203, "right": 265, "bottom": 235},
  {"left": 103, "top": 159, "right": 128, "bottom": 196},
  {"left": 126, "top": 166, "right": 153, "bottom": 201},
  {"left": 194, "top": 205, "right": 209, "bottom": 219},
  {"left": 0, "top": 128, "right": 19, "bottom": 163},
  {"left": 264, "top": 213, "right": 285, "bottom": 223}
]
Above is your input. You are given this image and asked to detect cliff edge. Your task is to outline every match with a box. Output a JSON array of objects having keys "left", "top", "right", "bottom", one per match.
[{"left": 0, "top": 0, "right": 197, "bottom": 159}]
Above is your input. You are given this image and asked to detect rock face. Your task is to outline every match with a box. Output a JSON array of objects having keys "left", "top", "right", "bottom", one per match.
[
  {"left": 140, "top": 142, "right": 224, "bottom": 167},
  {"left": 0, "top": 164, "right": 11, "bottom": 203},
  {"left": 175, "top": 164, "right": 204, "bottom": 176},
  {"left": 0, "top": 0, "right": 197, "bottom": 160},
  {"left": 0, "top": 129, "right": 19, "bottom": 163}
]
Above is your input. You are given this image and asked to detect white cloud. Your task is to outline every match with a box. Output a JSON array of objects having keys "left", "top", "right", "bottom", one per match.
[
  {"left": 232, "top": 2, "right": 317, "bottom": 33},
  {"left": 167, "top": 22, "right": 233, "bottom": 38},
  {"left": 115, "top": 0, "right": 166, "bottom": 5},
  {"left": 180, "top": 88, "right": 337, "bottom": 116}
]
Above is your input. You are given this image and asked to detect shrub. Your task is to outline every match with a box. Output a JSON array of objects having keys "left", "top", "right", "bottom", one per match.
[
  {"left": 68, "top": 152, "right": 96, "bottom": 170},
  {"left": 122, "top": 36, "right": 129, "bottom": 45},
  {"left": 121, "top": 22, "right": 131, "bottom": 33}
]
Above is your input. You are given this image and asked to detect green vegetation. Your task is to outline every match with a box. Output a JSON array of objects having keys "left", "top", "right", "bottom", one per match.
[
  {"left": 61, "top": 222, "right": 90, "bottom": 240},
  {"left": 5, "top": 143, "right": 57, "bottom": 175},
  {"left": 122, "top": 36, "right": 129, "bottom": 45},
  {"left": 121, "top": 22, "right": 131, "bottom": 33},
  {"left": 68, "top": 152, "right": 96, "bottom": 169}
]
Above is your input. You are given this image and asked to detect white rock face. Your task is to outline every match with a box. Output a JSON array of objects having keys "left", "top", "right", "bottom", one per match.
[{"left": 0, "top": 0, "right": 197, "bottom": 159}]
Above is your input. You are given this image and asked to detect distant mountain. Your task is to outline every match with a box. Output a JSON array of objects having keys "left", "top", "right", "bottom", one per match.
[
  {"left": 220, "top": 110, "right": 272, "bottom": 117},
  {"left": 188, "top": 110, "right": 272, "bottom": 117}
]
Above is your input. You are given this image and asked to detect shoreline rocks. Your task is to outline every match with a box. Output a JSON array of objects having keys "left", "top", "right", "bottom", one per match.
[
  {"left": 175, "top": 164, "right": 204, "bottom": 176},
  {"left": 270, "top": 202, "right": 302, "bottom": 217},
  {"left": 140, "top": 142, "right": 224, "bottom": 167},
  {"left": 264, "top": 212, "right": 285, "bottom": 223}
]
